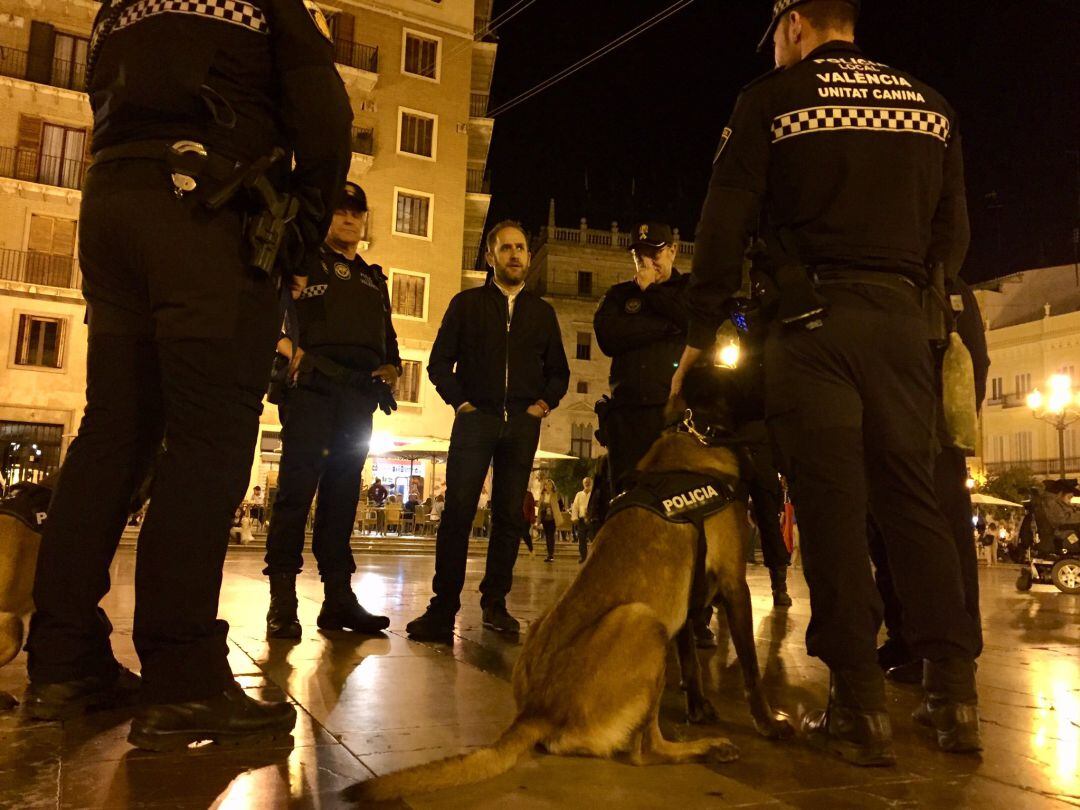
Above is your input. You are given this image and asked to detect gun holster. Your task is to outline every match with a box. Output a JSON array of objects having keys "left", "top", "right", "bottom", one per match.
[
  {"left": 266, "top": 352, "right": 291, "bottom": 406},
  {"left": 594, "top": 395, "right": 613, "bottom": 448}
]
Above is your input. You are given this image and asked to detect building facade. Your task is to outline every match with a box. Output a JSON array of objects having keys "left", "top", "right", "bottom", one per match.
[
  {"left": 527, "top": 202, "right": 696, "bottom": 461},
  {"left": 974, "top": 265, "right": 1080, "bottom": 480},
  {"left": 0, "top": 0, "right": 497, "bottom": 495}
]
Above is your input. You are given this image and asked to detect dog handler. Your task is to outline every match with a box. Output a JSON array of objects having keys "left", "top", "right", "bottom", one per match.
[{"left": 673, "top": 0, "right": 980, "bottom": 765}]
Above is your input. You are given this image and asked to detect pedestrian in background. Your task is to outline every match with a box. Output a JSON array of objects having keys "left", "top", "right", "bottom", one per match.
[
  {"left": 538, "top": 479, "right": 563, "bottom": 563},
  {"left": 570, "top": 477, "right": 595, "bottom": 563}
]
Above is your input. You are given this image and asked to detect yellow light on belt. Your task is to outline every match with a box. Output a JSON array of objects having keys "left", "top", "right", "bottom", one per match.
[{"left": 714, "top": 322, "right": 741, "bottom": 370}]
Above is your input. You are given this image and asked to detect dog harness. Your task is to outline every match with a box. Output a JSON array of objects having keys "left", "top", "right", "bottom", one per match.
[{"left": 0, "top": 482, "right": 51, "bottom": 534}]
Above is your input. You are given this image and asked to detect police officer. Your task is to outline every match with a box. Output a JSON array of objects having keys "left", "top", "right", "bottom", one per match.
[
  {"left": 23, "top": 0, "right": 352, "bottom": 752},
  {"left": 673, "top": 0, "right": 980, "bottom": 764},
  {"left": 594, "top": 222, "right": 690, "bottom": 492},
  {"left": 264, "top": 181, "right": 399, "bottom": 639}
]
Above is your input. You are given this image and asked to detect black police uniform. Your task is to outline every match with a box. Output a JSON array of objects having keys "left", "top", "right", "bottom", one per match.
[
  {"left": 688, "top": 41, "right": 979, "bottom": 679},
  {"left": 264, "top": 242, "right": 401, "bottom": 580},
  {"left": 594, "top": 258, "right": 691, "bottom": 491},
  {"left": 26, "top": 0, "right": 352, "bottom": 708}
]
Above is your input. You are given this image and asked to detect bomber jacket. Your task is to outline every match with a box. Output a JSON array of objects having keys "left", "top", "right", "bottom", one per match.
[{"left": 428, "top": 280, "right": 570, "bottom": 417}]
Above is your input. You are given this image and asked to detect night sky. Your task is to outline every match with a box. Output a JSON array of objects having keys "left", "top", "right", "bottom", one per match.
[{"left": 485, "top": 0, "right": 1080, "bottom": 283}]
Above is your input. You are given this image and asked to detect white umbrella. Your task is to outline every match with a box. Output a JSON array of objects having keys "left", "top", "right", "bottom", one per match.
[
  {"left": 535, "top": 449, "right": 577, "bottom": 461},
  {"left": 970, "top": 493, "right": 1024, "bottom": 508}
]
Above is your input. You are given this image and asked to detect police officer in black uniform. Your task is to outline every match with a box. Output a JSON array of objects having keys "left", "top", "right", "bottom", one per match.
[
  {"left": 264, "top": 181, "right": 399, "bottom": 639},
  {"left": 23, "top": 0, "right": 352, "bottom": 752},
  {"left": 673, "top": 0, "right": 980, "bottom": 764},
  {"left": 595, "top": 222, "right": 690, "bottom": 492}
]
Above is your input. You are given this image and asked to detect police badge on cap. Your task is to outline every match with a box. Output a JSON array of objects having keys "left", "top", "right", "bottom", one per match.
[
  {"left": 757, "top": 0, "right": 860, "bottom": 52},
  {"left": 628, "top": 222, "right": 675, "bottom": 252}
]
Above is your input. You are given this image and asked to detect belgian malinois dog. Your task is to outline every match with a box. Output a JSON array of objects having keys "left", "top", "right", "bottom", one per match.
[{"left": 346, "top": 366, "right": 792, "bottom": 803}]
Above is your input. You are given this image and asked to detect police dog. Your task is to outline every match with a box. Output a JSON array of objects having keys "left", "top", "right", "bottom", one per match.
[
  {"left": 0, "top": 482, "right": 51, "bottom": 710},
  {"left": 345, "top": 366, "right": 792, "bottom": 804}
]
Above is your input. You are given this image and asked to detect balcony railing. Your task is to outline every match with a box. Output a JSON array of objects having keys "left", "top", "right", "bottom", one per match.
[
  {"left": 539, "top": 221, "right": 696, "bottom": 257},
  {"left": 350, "top": 127, "right": 374, "bottom": 156},
  {"left": 0, "top": 146, "right": 88, "bottom": 190},
  {"left": 0, "top": 247, "right": 81, "bottom": 290},
  {"left": 0, "top": 47, "right": 87, "bottom": 92},
  {"left": 466, "top": 167, "right": 490, "bottom": 194},
  {"left": 984, "top": 458, "right": 1080, "bottom": 477},
  {"left": 470, "top": 93, "right": 490, "bottom": 118},
  {"left": 333, "top": 39, "right": 378, "bottom": 73},
  {"left": 463, "top": 244, "right": 482, "bottom": 271}
]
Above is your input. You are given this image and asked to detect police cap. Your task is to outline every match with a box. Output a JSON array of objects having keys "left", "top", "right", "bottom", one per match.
[
  {"left": 337, "top": 181, "right": 368, "bottom": 213},
  {"left": 757, "top": 0, "right": 860, "bottom": 53},
  {"left": 629, "top": 222, "right": 675, "bottom": 252}
]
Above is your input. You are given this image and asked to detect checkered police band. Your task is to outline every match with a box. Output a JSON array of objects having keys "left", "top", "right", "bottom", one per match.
[
  {"left": 106, "top": 0, "right": 269, "bottom": 39},
  {"left": 299, "top": 284, "right": 329, "bottom": 300},
  {"left": 771, "top": 106, "right": 951, "bottom": 144}
]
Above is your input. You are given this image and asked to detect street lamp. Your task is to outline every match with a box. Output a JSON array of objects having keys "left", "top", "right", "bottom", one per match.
[{"left": 1026, "top": 374, "right": 1080, "bottom": 479}]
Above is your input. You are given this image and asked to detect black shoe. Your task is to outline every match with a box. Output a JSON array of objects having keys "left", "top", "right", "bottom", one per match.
[
  {"left": 128, "top": 683, "right": 296, "bottom": 752},
  {"left": 266, "top": 573, "right": 302, "bottom": 639},
  {"left": 886, "top": 659, "right": 923, "bottom": 685},
  {"left": 23, "top": 666, "right": 141, "bottom": 721},
  {"left": 802, "top": 668, "right": 896, "bottom": 767},
  {"left": 482, "top": 603, "right": 520, "bottom": 634},
  {"left": 769, "top": 567, "right": 792, "bottom": 608},
  {"left": 317, "top": 575, "right": 389, "bottom": 634},
  {"left": 913, "top": 658, "right": 982, "bottom": 753},
  {"left": 876, "top": 638, "right": 914, "bottom": 672},
  {"left": 406, "top": 605, "right": 456, "bottom": 642},
  {"left": 544, "top": 556, "right": 554, "bottom": 563}
]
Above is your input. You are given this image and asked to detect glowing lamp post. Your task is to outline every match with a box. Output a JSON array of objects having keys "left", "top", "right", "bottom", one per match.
[{"left": 1026, "top": 374, "right": 1080, "bottom": 479}]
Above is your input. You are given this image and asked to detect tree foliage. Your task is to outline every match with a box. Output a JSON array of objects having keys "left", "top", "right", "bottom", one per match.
[{"left": 983, "top": 465, "right": 1039, "bottom": 505}]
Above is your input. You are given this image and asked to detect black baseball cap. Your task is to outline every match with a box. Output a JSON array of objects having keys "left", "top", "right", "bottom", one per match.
[
  {"left": 628, "top": 222, "right": 675, "bottom": 252},
  {"left": 758, "top": 0, "right": 860, "bottom": 52},
  {"left": 338, "top": 181, "right": 368, "bottom": 213}
]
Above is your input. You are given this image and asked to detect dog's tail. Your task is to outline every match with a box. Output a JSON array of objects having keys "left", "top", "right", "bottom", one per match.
[{"left": 342, "top": 716, "right": 550, "bottom": 803}]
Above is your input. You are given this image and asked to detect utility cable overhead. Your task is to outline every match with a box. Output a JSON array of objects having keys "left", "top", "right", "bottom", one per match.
[
  {"left": 444, "top": 0, "right": 542, "bottom": 63},
  {"left": 487, "top": 0, "right": 696, "bottom": 118}
]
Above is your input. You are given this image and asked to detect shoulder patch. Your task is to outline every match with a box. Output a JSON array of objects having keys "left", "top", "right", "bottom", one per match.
[
  {"left": 303, "top": 0, "right": 332, "bottom": 42},
  {"left": 714, "top": 127, "right": 733, "bottom": 163},
  {"left": 624, "top": 298, "right": 643, "bottom": 315}
]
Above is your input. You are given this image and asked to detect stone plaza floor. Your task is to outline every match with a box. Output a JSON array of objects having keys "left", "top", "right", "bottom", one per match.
[{"left": 0, "top": 549, "right": 1077, "bottom": 809}]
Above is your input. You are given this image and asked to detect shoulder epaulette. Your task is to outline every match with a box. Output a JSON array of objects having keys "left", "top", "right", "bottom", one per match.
[{"left": 742, "top": 66, "right": 784, "bottom": 93}]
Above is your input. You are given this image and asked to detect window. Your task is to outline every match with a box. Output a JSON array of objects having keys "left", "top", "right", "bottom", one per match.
[
  {"left": 38, "top": 122, "right": 86, "bottom": 189},
  {"left": 390, "top": 270, "right": 428, "bottom": 321},
  {"left": 0, "top": 420, "right": 63, "bottom": 485},
  {"left": 25, "top": 214, "right": 77, "bottom": 287},
  {"left": 402, "top": 30, "right": 440, "bottom": 80},
  {"left": 14, "top": 314, "right": 65, "bottom": 368},
  {"left": 576, "top": 380, "right": 589, "bottom": 394},
  {"left": 1065, "top": 428, "right": 1078, "bottom": 460},
  {"left": 395, "top": 359, "right": 423, "bottom": 405},
  {"left": 1060, "top": 365, "right": 1076, "bottom": 381},
  {"left": 570, "top": 423, "right": 593, "bottom": 460},
  {"left": 259, "top": 430, "right": 282, "bottom": 454},
  {"left": 577, "top": 271, "right": 593, "bottom": 297},
  {"left": 991, "top": 435, "right": 1006, "bottom": 462},
  {"left": 1012, "top": 431, "right": 1032, "bottom": 463},
  {"left": 1014, "top": 373, "right": 1031, "bottom": 397},
  {"left": 393, "top": 189, "right": 433, "bottom": 239},
  {"left": 51, "top": 32, "right": 89, "bottom": 90},
  {"left": 398, "top": 109, "right": 437, "bottom": 159},
  {"left": 576, "top": 332, "right": 591, "bottom": 361},
  {"left": 990, "top": 377, "right": 1004, "bottom": 402}
]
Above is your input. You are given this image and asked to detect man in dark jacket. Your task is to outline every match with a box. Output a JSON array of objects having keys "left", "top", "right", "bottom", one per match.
[
  {"left": 594, "top": 222, "right": 691, "bottom": 491},
  {"left": 407, "top": 221, "right": 570, "bottom": 640}
]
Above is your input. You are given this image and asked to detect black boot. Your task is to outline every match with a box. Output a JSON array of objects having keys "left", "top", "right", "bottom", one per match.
[
  {"left": 127, "top": 682, "right": 296, "bottom": 752},
  {"left": 801, "top": 667, "right": 896, "bottom": 767},
  {"left": 481, "top": 601, "right": 520, "bottom": 634},
  {"left": 266, "top": 573, "right": 302, "bottom": 639},
  {"left": 406, "top": 602, "right": 456, "bottom": 642},
  {"left": 877, "top": 638, "right": 922, "bottom": 684},
  {"left": 770, "top": 566, "right": 792, "bottom": 607},
  {"left": 317, "top": 574, "right": 389, "bottom": 634},
  {"left": 913, "top": 658, "right": 982, "bottom": 753},
  {"left": 23, "top": 666, "right": 141, "bottom": 721}
]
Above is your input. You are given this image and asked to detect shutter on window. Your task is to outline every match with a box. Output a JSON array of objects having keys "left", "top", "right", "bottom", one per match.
[
  {"left": 333, "top": 11, "right": 354, "bottom": 64},
  {"left": 27, "top": 214, "right": 56, "bottom": 253},
  {"left": 16, "top": 115, "right": 43, "bottom": 181},
  {"left": 27, "top": 21, "right": 56, "bottom": 84}
]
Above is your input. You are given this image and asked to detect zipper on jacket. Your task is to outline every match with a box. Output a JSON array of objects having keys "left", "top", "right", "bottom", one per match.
[{"left": 502, "top": 296, "right": 511, "bottom": 422}]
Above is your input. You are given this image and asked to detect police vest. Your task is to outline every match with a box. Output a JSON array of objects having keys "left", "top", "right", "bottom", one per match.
[{"left": 296, "top": 251, "right": 390, "bottom": 365}]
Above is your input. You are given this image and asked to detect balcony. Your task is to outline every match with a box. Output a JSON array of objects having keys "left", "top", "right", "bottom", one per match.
[
  {"left": 984, "top": 457, "right": 1080, "bottom": 477},
  {"left": 0, "top": 147, "right": 88, "bottom": 191},
  {"left": 470, "top": 93, "right": 491, "bottom": 119},
  {"left": 348, "top": 127, "right": 375, "bottom": 180},
  {"left": 0, "top": 248, "right": 81, "bottom": 290},
  {"left": 466, "top": 167, "right": 490, "bottom": 195},
  {"left": 333, "top": 39, "right": 378, "bottom": 95},
  {"left": 0, "top": 47, "right": 87, "bottom": 93}
]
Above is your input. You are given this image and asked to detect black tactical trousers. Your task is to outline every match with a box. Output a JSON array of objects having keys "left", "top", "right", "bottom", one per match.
[
  {"left": 606, "top": 403, "right": 667, "bottom": 493},
  {"left": 431, "top": 411, "right": 541, "bottom": 613},
  {"left": 264, "top": 371, "right": 375, "bottom": 579},
  {"left": 869, "top": 446, "right": 983, "bottom": 657},
  {"left": 764, "top": 283, "right": 978, "bottom": 670},
  {"left": 746, "top": 444, "right": 790, "bottom": 571},
  {"left": 27, "top": 160, "right": 279, "bottom": 704}
]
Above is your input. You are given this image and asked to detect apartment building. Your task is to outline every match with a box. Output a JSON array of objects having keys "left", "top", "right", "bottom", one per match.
[{"left": 0, "top": 0, "right": 497, "bottom": 495}]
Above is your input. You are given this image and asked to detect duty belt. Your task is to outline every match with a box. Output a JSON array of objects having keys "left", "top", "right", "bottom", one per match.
[
  {"left": 92, "top": 139, "right": 241, "bottom": 194},
  {"left": 812, "top": 269, "right": 920, "bottom": 298}
]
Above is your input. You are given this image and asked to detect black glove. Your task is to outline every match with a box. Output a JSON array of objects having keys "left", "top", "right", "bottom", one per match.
[{"left": 374, "top": 380, "right": 398, "bottom": 416}]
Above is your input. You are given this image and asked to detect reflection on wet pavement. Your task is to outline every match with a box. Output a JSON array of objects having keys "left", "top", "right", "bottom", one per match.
[{"left": 0, "top": 550, "right": 1076, "bottom": 808}]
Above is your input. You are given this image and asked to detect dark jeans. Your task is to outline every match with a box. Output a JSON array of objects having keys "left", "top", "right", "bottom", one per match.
[
  {"left": 541, "top": 518, "right": 556, "bottom": 559},
  {"left": 575, "top": 519, "right": 596, "bottom": 561},
  {"left": 27, "top": 160, "right": 279, "bottom": 704},
  {"left": 765, "top": 283, "right": 978, "bottom": 670},
  {"left": 431, "top": 411, "right": 541, "bottom": 613},
  {"left": 746, "top": 443, "right": 790, "bottom": 571},
  {"left": 264, "top": 371, "right": 376, "bottom": 579},
  {"left": 869, "top": 446, "right": 983, "bottom": 657},
  {"left": 606, "top": 403, "right": 667, "bottom": 493}
]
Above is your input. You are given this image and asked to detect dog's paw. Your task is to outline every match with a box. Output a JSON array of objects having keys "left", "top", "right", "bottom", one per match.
[
  {"left": 754, "top": 713, "right": 795, "bottom": 740},
  {"left": 708, "top": 739, "right": 740, "bottom": 763},
  {"left": 687, "top": 698, "right": 722, "bottom": 725}
]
